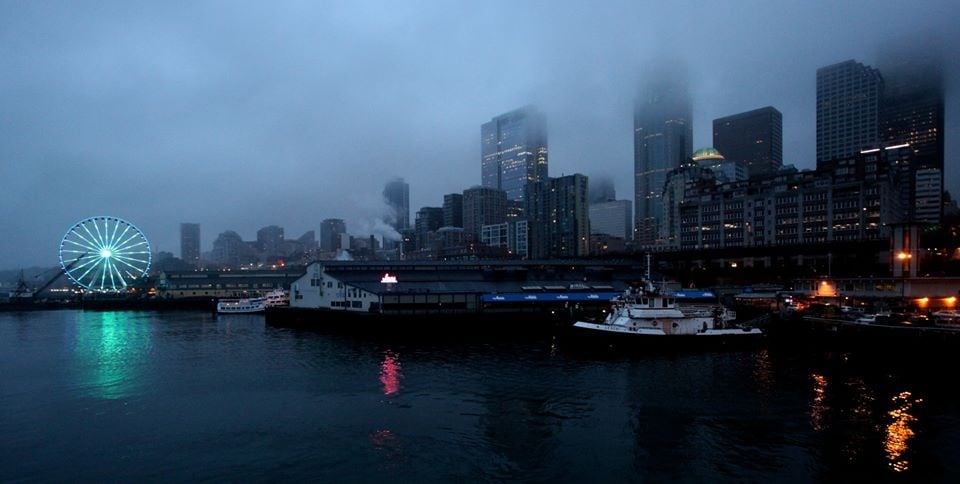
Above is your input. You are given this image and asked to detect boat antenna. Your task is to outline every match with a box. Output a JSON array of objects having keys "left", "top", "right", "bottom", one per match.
[{"left": 645, "top": 252, "right": 652, "bottom": 280}]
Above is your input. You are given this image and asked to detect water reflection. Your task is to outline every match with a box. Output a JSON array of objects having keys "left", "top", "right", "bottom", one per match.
[
  {"left": 810, "top": 373, "right": 828, "bottom": 432},
  {"left": 380, "top": 350, "right": 402, "bottom": 396},
  {"left": 72, "top": 311, "right": 151, "bottom": 399},
  {"left": 885, "top": 391, "right": 921, "bottom": 473}
]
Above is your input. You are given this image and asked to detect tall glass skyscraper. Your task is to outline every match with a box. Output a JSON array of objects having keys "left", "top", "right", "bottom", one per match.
[
  {"left": 633, "top": 66, "right": 692, "bottom": 246},
  {"left": 481, "top": 106, "right": 548, "bottom": 202}
]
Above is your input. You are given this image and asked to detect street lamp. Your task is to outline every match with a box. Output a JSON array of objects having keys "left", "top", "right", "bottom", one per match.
[{"left": 897, "top": 251, "right": 912, "bottom": 301}]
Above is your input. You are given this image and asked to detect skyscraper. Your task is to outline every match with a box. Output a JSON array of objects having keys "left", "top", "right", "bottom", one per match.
[
  {"left": 481, "top": 106, "right": 548, "bottom": 202},
  {"left": 713, "top": 106, "right": 782, "bottom": 178},
  {"left": 442, "top": 193, "right": 463, "bottom": 228},
  {"left": 256, "top": 225, "right": 284, "bottom": 263},
  {"left": 634, "top": 65, "right": 693, "bottom": 246},
  {"left": 320, "top": 218, "right": 346, "bottom": 252},
  {"left": 878, "top": 42, "right": 944, "bottom": 222},
  {"left": 414, "top": 206, "right": 444, "bottom": 250},
  {"left": 816, "top": 60, "right": 883, "bottom": 165},
  {"left": 179, "top": 223, "right": 200, "bottom": 268},
  {"left": 383, "top": 177, "right": 410, "bottom": 232},
  {"left": 462, "top": 186, "right": 507, "bottom": 238},
  {"left": 525, "top": 174, "right": 589, "bottom": 259}
]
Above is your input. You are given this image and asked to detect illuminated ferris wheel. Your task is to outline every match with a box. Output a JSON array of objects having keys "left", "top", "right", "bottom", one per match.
[{"left": 58, "top": 216, "right": 152, "bottom": 292}]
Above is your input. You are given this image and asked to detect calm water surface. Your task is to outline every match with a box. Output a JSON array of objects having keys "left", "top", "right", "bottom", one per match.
[{"left": 2, "top": 310, "right": 958, "bottom": 481}]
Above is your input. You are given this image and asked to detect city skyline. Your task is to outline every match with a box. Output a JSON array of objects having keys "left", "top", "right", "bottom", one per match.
[{"left": 1, "top": 1, "right": 959, "bottom": 268}]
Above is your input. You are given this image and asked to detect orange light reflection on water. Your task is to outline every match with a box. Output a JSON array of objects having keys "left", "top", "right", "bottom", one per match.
[
  {"left": 885, "top": 391, "right": 921, "bottom": 473},
  {"left": 810, "top": 373, "right": 828, "bottom": 431}
]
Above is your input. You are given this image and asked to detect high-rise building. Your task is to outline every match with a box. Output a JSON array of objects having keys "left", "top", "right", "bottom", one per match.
[
  {"left": 914, "top": 168, "right": 943, "bottom": 224},
  {"left": 589, "top": 200, "right": 632, "bottom": 240},
  {"left": 383, "top": 177, "right": 410, "bottom": 232},
  {"left": 525, "top": 174, "right": 589, "bottom": 259},
  {"left": 481, "top": 106, "right": 548, "bottom": 202},
  {"left": 713, "top": 106, "right": 782, "bottom": 178},
  {"left": 462, "top": 186, "right": 507, "bottom": 238},
  {"left": 211, "top": 231, "right": 259, "bottom": 268},
  {"left": 414, "top": 207, "right": 444, "bottom": 250},
  {"left": 179, "top": 223, "right": 200, "bottom": 268},
  {"left": 878, "top": 37, "right": 943, "bottom": 171},
  {"left": 442, "top": 193, "right": 463, "bottom": 228},
  {"left": 816, "top": 60, "right": 883, "bottom": 165},
  {"left": 878, "top": 43, "right": 944, "bottom": 223},
  {"left": 634, "top": 65, "right": 693, "bottom": 246},
  {"left": 660, "top": 162, "right": 717, "bottom": 250},
  {"left": 256, "top": 225, "right": 284, "bottom": 263},
  {"left": 320, "top": 218, "right": 347, "bottom": 252}
]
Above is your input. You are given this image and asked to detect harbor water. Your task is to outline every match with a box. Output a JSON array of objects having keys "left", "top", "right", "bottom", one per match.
[{"left": 2, "top": 310, "right": 959, "bottom": 481}]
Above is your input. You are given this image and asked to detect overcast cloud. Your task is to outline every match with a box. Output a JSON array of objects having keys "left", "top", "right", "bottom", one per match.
[{"left": 1, "top": 0, "right": 957, "bottom": 268}]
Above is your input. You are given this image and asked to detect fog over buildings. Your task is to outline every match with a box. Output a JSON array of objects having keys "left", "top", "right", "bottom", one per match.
[{"left": 0, "top": 1, "right": 958, "bottom": 268}]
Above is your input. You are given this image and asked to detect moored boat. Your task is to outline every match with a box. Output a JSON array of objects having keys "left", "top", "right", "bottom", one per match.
[
  {"left": 571, "top": 282, "right": 762, "bottom": 346},
  {"left": 217, "top": 297, "right": 266, "bottom": 314},
  {"left": 263, "top": 289, "right": 289, "bottom": 308}
]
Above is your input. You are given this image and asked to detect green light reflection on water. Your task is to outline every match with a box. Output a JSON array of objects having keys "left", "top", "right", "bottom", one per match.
[{"left": 72, "top": 311, "right": 152, "bottom": 400}]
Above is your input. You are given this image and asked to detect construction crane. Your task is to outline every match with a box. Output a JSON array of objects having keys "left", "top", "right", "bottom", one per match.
[{"left": 16, "top": 252, "right": 88, "bottom": 301}]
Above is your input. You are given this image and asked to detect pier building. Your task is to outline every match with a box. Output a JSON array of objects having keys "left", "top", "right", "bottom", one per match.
[{"left": 287, "top": 260, "right": 652, "bottom": 317}]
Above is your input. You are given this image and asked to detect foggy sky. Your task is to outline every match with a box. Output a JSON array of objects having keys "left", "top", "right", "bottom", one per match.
[{"left": 2, "top": 0, "right": 958, "bottom": 268}]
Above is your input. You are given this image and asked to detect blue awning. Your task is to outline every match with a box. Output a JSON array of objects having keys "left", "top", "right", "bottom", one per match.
[
  {"left": 672, "top": 290, "right": 716, "bottom": 299},
  {"left": 482, "top": 292, "right": 620, "bottom": 303}
]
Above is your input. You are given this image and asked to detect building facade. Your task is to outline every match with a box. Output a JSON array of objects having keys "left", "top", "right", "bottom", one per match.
[
  {"left": 320, "top": 218, "right": 347, "bottom": 252},
  {"left": 256, "top": 225, "right": 284, "bottom": 263},
  {"left": 713, "top": 106, "right": 782, "bottom": 178},
  {"left": 524, "top": 174, "right": 589, "bottom": 259},
  {"left": 665, "top": 151, "right": 903, "bottom": 252},
  {"left": 634, "top": 66, "right": 693, "bottom": 246},
  {"left": 211, "top": 231, "right": 259, "bottom": 268},
  {"left": 414, "top": 206, "right": 444, "bottom": 250},
  {"left": 480, "top": 220, "right": 529, "bottom": 258},
  {"left": 589, "top": 200, "right": 632, "bottom": 240},
  {"left": 816, "top": 60, "right": 883, "bottom": 164},
  {"left": 179, "top": 223, "right": 200, "bottom": 268},
  {"left": 481, "top": 106, "right": 548, "bottom": 202},
  {"left": 442, "top": 193, "right": 464, "bottom": 228},
  {"left": 878, "top": 49, "right": 945, "bottom": 224},
  {"left": 914, "top": 168, "right": 943, "bottom": 224},
  {"left": 462, "top": 186, "right": 507, "bottom": 238}
]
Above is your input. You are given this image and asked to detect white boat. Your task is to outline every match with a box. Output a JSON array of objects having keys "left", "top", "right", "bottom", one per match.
[
  {"left": 263, "top": 289, "right": 289, "bottom": 308},
  {"left": 572, "top": 283, "right": 762, "bottom": 344},
  {"left": 217, "top": 297, "right": 266, "bottom": 314}
]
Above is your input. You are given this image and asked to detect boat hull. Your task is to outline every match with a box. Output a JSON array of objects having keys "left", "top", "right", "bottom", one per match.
[{"left": 568, "top": 321, "right": 764, "bottom": 350}]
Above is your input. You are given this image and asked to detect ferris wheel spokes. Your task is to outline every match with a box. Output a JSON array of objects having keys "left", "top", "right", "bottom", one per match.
[{"left": 59, "top": 216, "right": 152, "bottom": 293}]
